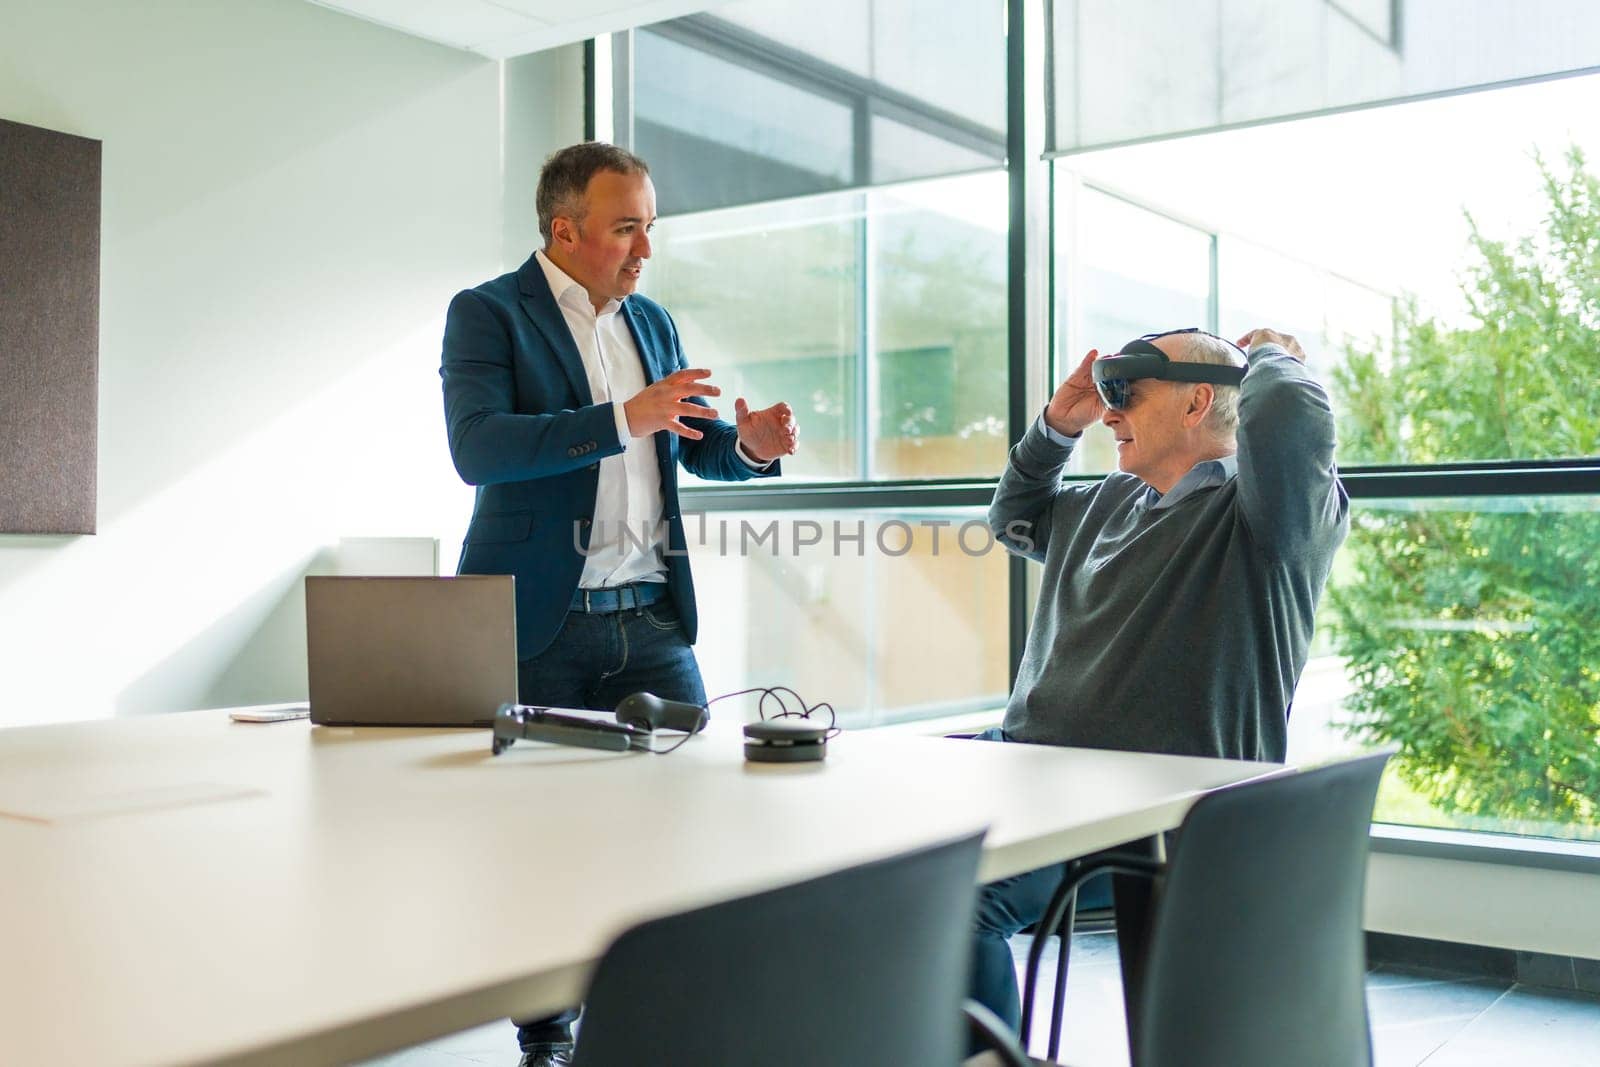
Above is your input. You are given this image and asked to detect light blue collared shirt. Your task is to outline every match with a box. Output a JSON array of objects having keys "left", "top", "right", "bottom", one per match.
[
  {"left": 1036, "top": 411, "right": 1238, "bottom": 510},
  {"left": 1145, "top": 453, "right": 1238, "bottom": 510}
]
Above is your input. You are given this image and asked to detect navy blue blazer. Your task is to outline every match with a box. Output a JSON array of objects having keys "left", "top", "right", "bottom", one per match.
[{"left": 440, "top": 253, "right": 779, "bottom": 659}]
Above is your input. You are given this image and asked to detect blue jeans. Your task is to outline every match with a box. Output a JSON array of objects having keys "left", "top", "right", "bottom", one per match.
[
  {"left": 968, "top": 727, "right": 1114, "bottom": 1038},
  {"left": 516, "top": 598, "right": 707, "bottom": 711},
  {"left": 512, "top": 599, "right": 706, "bottom": 1051}
]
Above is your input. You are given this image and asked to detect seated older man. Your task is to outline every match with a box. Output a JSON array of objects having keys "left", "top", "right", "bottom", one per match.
[{"left": 971, "top": 327, "right": 1350, "bottom": 1034}]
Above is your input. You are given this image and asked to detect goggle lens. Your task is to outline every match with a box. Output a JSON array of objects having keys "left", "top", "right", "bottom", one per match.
[{"left": 1096, "top": 377, "right": 1131, "bottom": 410}]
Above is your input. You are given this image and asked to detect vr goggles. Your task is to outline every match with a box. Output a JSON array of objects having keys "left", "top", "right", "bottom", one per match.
[{"left": 1092, "top": 328, "right": 1248, "bottom": 410}]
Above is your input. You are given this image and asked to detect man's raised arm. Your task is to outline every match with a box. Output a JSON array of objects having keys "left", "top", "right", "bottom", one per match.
[
  {"left": 1233, "top": 328, "right": 1350, "bottom": 563},
  {"left": 988, "top": 349, "right": 1107, "bottom": 562}
]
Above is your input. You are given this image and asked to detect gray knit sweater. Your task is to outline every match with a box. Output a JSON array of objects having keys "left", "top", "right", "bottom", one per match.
[{"left": 988, "top": 346, "right": 1349, "bottom": 762}]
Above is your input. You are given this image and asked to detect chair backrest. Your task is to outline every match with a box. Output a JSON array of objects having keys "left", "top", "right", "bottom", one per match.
[
  {"left": 571, "top": 830, "right": 986, "bottom": 1067},
  {"left": 1136, "top": 751, "right": 1392, "bottom": 1067}
]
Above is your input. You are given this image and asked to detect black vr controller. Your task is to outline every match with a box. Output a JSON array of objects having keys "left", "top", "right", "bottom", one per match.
[
  {"left": 491, "top": 691, "right": 709, "bottom": 755},
  {"left": 614, "top": 691, "right": 710, "bottom": 734}
]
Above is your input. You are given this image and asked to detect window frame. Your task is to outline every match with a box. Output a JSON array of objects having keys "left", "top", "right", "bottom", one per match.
[{"left": 629, "top": 14, "right": 1005, "bottom": 198}]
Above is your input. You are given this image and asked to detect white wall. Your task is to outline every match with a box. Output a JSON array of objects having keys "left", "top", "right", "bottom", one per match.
[
  {"left": 0, "top": 0, "right": 583, "bottom": 723},
  {"left": 1367, "top": 853, "right": 1600, "bottom": 961}
]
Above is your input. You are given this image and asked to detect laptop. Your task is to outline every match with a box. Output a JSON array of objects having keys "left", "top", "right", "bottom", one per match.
[{"left": 305, "top": 575, "right": 517, "bottom": 727}]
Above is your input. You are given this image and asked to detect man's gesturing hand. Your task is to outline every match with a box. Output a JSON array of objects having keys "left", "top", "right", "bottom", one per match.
[
  {"left": 1044, "top": 349, "right": 1106, "bottom": 437},
  {"left": 734, "top": 397, "right": 798, "bottom": 463},
  {"left": 624, "top": 368, "right": 721, "bottom": 440},
  {"left": 1236, "top": 329, "right": 1306, "bottom": 362}
]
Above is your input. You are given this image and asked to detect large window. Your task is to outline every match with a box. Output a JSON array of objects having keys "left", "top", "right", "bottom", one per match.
[
  {"left": 647, "top": 172, "right": 1009, "bottom": 483},
  {"left": 607, "top": 0, "right": 1600, "bottom": 852},
  {"left": 622, "top": 0, "right": 1009, "bottom": 725}
]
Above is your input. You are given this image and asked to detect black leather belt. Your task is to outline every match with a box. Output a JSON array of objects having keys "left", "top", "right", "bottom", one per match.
[{"left": 569, "top": 582, "right": 669, "bottom": 613}]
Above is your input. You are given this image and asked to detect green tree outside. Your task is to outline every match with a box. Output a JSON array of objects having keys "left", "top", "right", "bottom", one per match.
[{"left": 1327, "top": 148, "right": 1600, "bottom": 836}]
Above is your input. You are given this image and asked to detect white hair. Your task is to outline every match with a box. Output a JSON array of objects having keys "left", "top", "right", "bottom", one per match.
[{"left": 1171, "top": 332, "right": 1246, "bottom": 440}]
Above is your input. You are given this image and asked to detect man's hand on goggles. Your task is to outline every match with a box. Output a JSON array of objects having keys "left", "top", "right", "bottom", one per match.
[
  {"left": 1045, "top": 349, "right": 1108, "bottom": 437},
  {"left": 1236, "top": 328, "right": 1305, "bottom": 362}
]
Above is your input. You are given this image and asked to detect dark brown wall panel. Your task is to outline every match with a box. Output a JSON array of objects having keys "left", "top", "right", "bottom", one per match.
[{"left": 1, "top": 117, "right": 101, "bottom": 535}]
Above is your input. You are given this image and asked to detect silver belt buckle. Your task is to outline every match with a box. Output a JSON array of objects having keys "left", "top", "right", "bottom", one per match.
[{"left": 583, "top": 589, "right": 593, "bottom": 612}]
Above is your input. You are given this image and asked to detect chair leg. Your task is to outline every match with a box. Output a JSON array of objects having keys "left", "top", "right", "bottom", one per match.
[
  {"left": 1046, "top": 888, "right": 1078, "bottom": 1062},
  {"left": 1021, "top": 860, "right": 1084, "bottom": 1051},
  {"left": 1019, "top": 849, "right": 1163, "bottom": 1058},
  {"left": 1112, "top": 837, "right": 1161, "bottom": 1064}
]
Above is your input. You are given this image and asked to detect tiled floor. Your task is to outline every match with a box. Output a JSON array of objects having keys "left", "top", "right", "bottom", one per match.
[
  {"left": 1010, "top": 931, "right": 1600, "bottom": 1067},
  {"left": 352, "top": 931, "right": 1600, "bottom": 1066}
]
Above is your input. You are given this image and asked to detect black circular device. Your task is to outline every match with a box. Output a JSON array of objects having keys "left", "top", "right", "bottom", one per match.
[{"left": 743, "top": 718, "right": 829, "bottom": 763}]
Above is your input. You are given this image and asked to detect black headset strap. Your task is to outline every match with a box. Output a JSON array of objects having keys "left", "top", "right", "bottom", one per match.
[
  {"left": 1161, "top": 362, "right": 1247, "bottom": 386},
  {"left": 1104, "top": 341, "right": 1247, "bottom": 386},
  {"left": 1119, "top": 338, "right": 1169, "bottom": 359}
]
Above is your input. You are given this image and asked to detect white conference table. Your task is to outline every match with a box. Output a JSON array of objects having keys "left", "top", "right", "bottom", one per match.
[{"left": 0, "top": 710, "right": 1279, "bottom": 1066}]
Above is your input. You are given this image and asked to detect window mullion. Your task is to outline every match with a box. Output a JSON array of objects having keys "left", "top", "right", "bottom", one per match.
[{"left": 859, "top": 193, "right": 876, "bottom": 481}]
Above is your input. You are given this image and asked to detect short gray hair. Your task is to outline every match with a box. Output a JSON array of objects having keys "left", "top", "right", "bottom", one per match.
[
  {"left": 536, "top": 142, "right": 650, "bottom": 246},
  {"left": 1170, "top": 331, "right": 1247, "bottom": 439}
]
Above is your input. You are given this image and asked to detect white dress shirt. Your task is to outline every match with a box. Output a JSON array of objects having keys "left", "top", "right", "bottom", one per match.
[
  {"left": 536, "top": 252, "right": 770, "bottom": 589},
  {"left": 536, "top": 250, "right": 669, "bottom": 589}
]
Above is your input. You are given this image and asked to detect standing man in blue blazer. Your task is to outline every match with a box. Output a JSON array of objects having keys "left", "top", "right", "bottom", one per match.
[{"left": 440, "top": 141, "right": 798, "bottom": 1067}]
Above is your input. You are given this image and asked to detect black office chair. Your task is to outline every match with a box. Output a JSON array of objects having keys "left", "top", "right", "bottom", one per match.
[
  {"left": 570, "top": 829, "right": 1020, "bottom": 1067},
  {"left": 970, "top": 750, "right": 1393, "bottom": 1067}
]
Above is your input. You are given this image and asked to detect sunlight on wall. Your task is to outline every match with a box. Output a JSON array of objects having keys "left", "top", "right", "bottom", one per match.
[
  {"left": 0, "top": 319, "right": 472, "bottom": 725},
  {"left": 0, "top": 1, "right": 582, "bottom": 726}
]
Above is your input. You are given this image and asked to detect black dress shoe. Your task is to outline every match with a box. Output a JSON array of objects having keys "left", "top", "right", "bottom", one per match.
[{"left": 518, "top": 1043, "right": 574, "bottom": 1067}]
